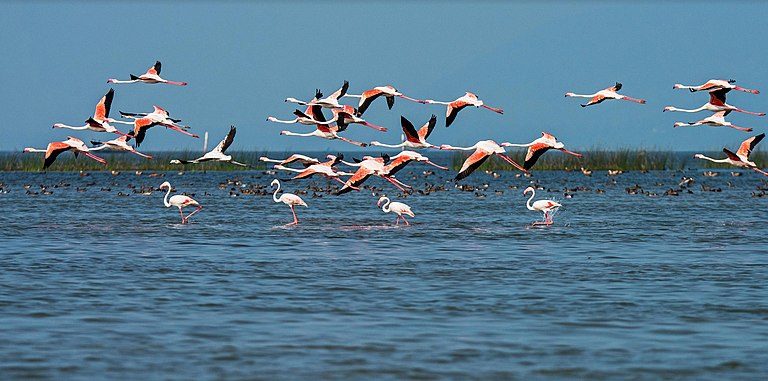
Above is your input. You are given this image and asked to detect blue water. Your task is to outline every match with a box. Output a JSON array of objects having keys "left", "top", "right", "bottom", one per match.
[{"left": 1, "top": 168, "right": 767, "bottom": 380}]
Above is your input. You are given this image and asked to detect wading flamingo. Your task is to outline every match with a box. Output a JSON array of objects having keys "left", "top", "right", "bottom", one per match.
[
  {"left": 565, "top": 82, "right": 646, "bottom": 107},
  {"left": 423, "top": 92, "right": 503, "bottom": 127},
  {"left": 673, "top": 110, "right": 753, "bottom": 132},
  {"left": 370, "top": 115, "right": 439, "bottom": 149},
  {"left": 694, "top": 133, "right": 768, "bottom": 176},
  {"left": 89, "top": 133, "right": 153, "bottom": 159},
  {"left": 108, "top": 61, "right": 187, "bottom": 86},
  {"left": 440, "top": 140, "right": 528, "bottom": 180},
  {"left": 674, "top": 79, "right": 759, "bottom": 94},
  {"left": 502, "top": 132, "right": 583, "bottom": 170},
  {"left": 24, "top": 136, "right": 107, "bottom": 169},
  {"left": 663, "top": 89, "right": 765, "bottom": 116},
  {"left": 332, "top": 105, "right": 388, "bottom": 132},
  {"left": 285, "top": 81, "right": 348, "bottom": 109},
  {"left": 524, "top": 186, "right": 562, "bottom": 226},
  {"left": 159, "top": 181, "right": 202, "bottom": 224},
  {"left": 343, "top": 85, "right": 425, "bottom": 115},
  {"left": 377, "top": 196, "right": 415, "bottom": 226},
  {"left": 53, "top": 89, "right": 125, "bottom": 135},
  {"left": 170, "top": 126, "right": 250, "bottom": 167},
  {"left": 271, "top": 179, "right": 307, "bottom": 225}
]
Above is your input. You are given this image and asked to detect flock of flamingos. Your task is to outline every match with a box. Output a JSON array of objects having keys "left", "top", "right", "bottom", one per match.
[{"left": 21, "top": 61, "right": 768, "bottom": 226}]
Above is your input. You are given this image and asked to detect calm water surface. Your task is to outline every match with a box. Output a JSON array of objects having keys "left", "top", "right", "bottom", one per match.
[{"left": 1, "top": 168, "right": 767, "bottom": 380}]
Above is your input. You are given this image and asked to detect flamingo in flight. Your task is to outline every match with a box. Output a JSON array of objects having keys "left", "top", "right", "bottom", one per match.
[
  {"left": 89, "top": 133, "right": 153, "bottom": 159},
  {"left": 565, "top": 82, "right": 646, "bottom": 107},
  {"left": 674, "top": 79, "right": 760, "bottom": 94},
  {"left": 664, "top": 89, "right": 765, "bottom": 116},
  {"left": 267, "top": 109, "right": 334, "bottom": 126},
  {"left": 114, "top": 106, "right": 199, "bottom": 147},
  {"left": 343, "top": 85, "right": 425, "bottom": 116},
  {"left": 52, "top": 88, "right": 125, "bottom": 135},
  {"left": 502, "top": 132, "right": 583, "bottom": 170},
  {"left": 336, "top": 155, "right": 412, "bottom": 195},
  {"left": 159, "top": 181, "right": 202, "bottom": 224},
  {"left": 332, "top": 105, "right": 388, "bottom": 132},
  {"left": 285, "top": 81, "right": 348, "bottom": 109},
  {"left": 524, "top": 186, "right": 562, "bottom": 226},
  {"left": 423, "top": 92, "right": 503, "bottom": 127},
  {"left": 24, "top": 136, "right": 107, "bottom": 169},
  {"left": 370, "top": 115, "right": 439, "bottom": 149},
  {"left": 170, "top": 126, "right": 250, "bottom": 167},
  {"left": 383, "top": 151, "right": 448, "bottom": 176},
  {"left": 108, "top": 61, "right": 187, "bottom": 86},
  {"left": 694, "top": 133, "right": 768, "bottom": 176},
  {"left": 279, "top": 105, "right": 367, "bottom": 147},
  {"left": 259, "top": 154, "right": 321, "bottom": 167},
  {"left": 377, "top": 196, "right": 415, "bottom": 226},
  {"left": 440, "top": 140, "right": 528, "bottom": 180},
  {"left": 271, "top": 179, "right": 308, "bottom": 226},
  {"left": 273, "top": 154, "right": 353, "bottom": 185},
  {"left": 673, "top": 110, "right": 753, "bottom": 132}
]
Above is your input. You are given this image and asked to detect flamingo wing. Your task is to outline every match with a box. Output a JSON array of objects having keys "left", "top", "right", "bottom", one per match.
[
  {"left": 213, "top": 125, "right": 237, "bottom": 154},
  {"left": 94, "top": 88, "right": 115, "bottom": 120},
  {"left": 386, "top": 95, "right": 395, "bottom": 109},
  {"left": 292, "top": 167, "right": 319, "bottom": 180},
  {"left": 524, "top": 143, "right": 552, "bottom": 170},
  {"left": 737, "top": 133, "right": 765, "bottom": 159},
  {"left": 418, "top": 114, "right": 438, "bottom": 140},
  {"left": 723, "top": 148, "right": 741, "bottom": 162},
  {"left": 43, "top": 142, "right": 71, "bottom": 169},
  {"left": 132, "top": 118, "right": 156, "bottom": 147},
  {"left": 383, "top": 156, "right": 412, "bottom": 176},
  {"left": 146, "top": 61, "right": 161, "bottom": 75},
  {"left": 328, "top": 80, "right": 349, "bottom": 100},
  {"left": 400, "top": 116, "right": 421, "bottom": 143},
  {"left": 709, "top": 89, "right": 730, "bottom": 106},
  {"left": 337, "top": 167, "right": 373, "bottom": 195},
  {"left": 357, "top": 89, "right": 383, "bottom": 115},
  {"left": 455, "top": 149, "right": 490, "bottom": 180},
  {"left": 446, "top": 101, "right": 469, "bottom": 127},
  {"left": 608, "top": 82, "right": 622, "bottom": 92},
  {"left": 583, "top": 94, "right": 607, "bottom": 107}
]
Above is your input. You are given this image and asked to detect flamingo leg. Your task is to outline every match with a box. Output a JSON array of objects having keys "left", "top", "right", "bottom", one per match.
[
  {"left": 165, "top": 124, "right": 200, "bottom": 138},
  {"left": 362, "top": 121, "right": 387, "bottom": 132},
  {"left": 619, "top": 96, "right": 647, "bottom": 104},
  {"left": 399, "top": 95, "right": 425, "bottom": 104},
  {"left": 752, "top": 167, "right": 768, "bottom": 177},
  {"left": 395, "top": 215, "right": 400, "bottom": 226},
  {"left": 732, "top": 108, "right": 766, "bottom": 117},
  {"left": 481, "top": 105, "right": 504, "bottom": 114},
  {"left": 131, "top": 150, "right": 153, "bottom": 159},
  {"left": 287, "top": 205, "right": 299, "bottom": 225},
  {"left": 185, "top": 205, "right": 203, "bottom": 221},
  {"left": 84, "top": 152, "right": 107, "bottom": 165},
  {"left": 734, "top": 86, "right": 760, "bottom": 94},
  {"left": 402, "top": 216, "right": 410, "bottom": 226},
  {"left": 337, "top": 136, "right": 367, "bottom": 147},
  {"left": 425, "top": 160, "right": 449, "bottom": 170},
  {"left": 179, "top": 207, "right": 186, "bottom": 224},
  {"left": 496, "top": 153, "right": 529, "bottom": 174},
  {"left": 728, "top": 125, "right": 753, "bottom": 132}
]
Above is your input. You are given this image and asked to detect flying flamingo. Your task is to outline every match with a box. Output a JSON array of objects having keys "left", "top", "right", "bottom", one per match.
[
  {"left": 271, "top": 179, "right": 308, "bottom": 225},
  {"left": 377, "top": 196, "right": 415, "bottom": 226},
  {"left": 170, "top": 126, "right": 250, "bottom": 167},
  {"left": 285, "top": 81, "right": 348, "bottom": 109},
  {"left": 279, "top": 105, "right": 367, "bottom": 147},
  {"left": 423, "top": 92, "right": 503, "bottom": 127},
  {"left": 674, "top": 79, "right": 760, "bottom": 94},
  {"left": 694, "top": 133, "right": 768, "bottom": 176},
  {"left": 259, "top": 154, "right": 321, "bottom": 167},
  {"left": 159, "top": 181, "right": 202, "bottom": 224},
  {"left": 336, "top": 155, "right": 412, "bottom": 194},
  {"left": 273, "top": 155, "right": 353, "bottom": 185},
  {"left": 565, "top": 82, "right": 646, "bottom": 107},
  {"left": 523, "top": 186, "right": 562, "bottom": 226},
  {"left": 673, "top": 110, "right": 753, "bottom": 132},
  {"left": 663, "top": 89, "right": 765, "bottom": 116},
  {"left": 370, "top": 115, "right": 439, "bottom": 149},
  {"left": 343, "top": 85, "right": 425, "bottom": 115},
  {"left": 383, "top": 151, "right": 448, "bottom": 176},
  {"left": 52, "top": 89, "right": 125, "bottom": 135},
  {"left": 266, "top": 109, "right": 335, "bottom": 126},
  {"left": 114, "top": 106, "right": 199, "bottom": 147},
  {"left": 440, "top": 140, "right": 528, "bottom": 180},
  {"left": 24, "top": 136, "right": 107, "bottom": 169},
  {"left": 332, "top": 105, "right": 387, "bottom": 132},
  {"left": 502, "top": 132, "right": 583, "bottom": 170},
  {"left": 89, "top": 133, "right": 153, "bottom": 159},
  {"left": 107, "top": 61, "right": 187, "bottom": 86}
]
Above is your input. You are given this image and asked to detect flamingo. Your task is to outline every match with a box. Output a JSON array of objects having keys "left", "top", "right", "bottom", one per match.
[
  {"left": 89, "top": 133, "right": 153, "bottom": 159},
  {"left": 523, "top": 186, "right": 562, "bottom": 226},
  {"left": 694, "top": 133, "right": 768, "bottom": 176},
  {"left": 502, "top": 132, "right": 583, "bottom": 170},
  {"left": 279, "top": 105, "right": 367, "bottom": 147},
  {"left": 565, "top": 82, "right": 646, "bottom": 107},
  {"left": 115, "top": 106, "right": 198, "bottom": 147},
  {"left": 383, "top": 151, "right": 448, "bottom": 176},
  {"left": 332, "top": 105, "right": 388, "bottom": 132},
  {"left": 423, "top": 92, "right": 503, "bottom": 127},
  {"left": 336, "top": 155, "right": 412, "bottom": 195},
  {"left": 271, "top": 179, "right": 308, "bottom": 225},
  {"left": 673, "top": 110, "right": 753, "bottom": 132},
  {"left": 159, "top": 181, "right": 202, "bottom": 224},
  {"left": 266, "top": 109, "right": 335, "bottom": 126},
  {"left": 674, "top": 79, "right": 760, "bottom": 94},
  {"left": 343, "top": 85, "right": 425, "bottom": 115},
  {"left": 273, "top": 154, "right": 353, "bottom": 185},
  {"left": 370, "top": 115, "right": 439, "bottom": 149},
  {"left": 259, "top": 154, "right": 321, "bottom": 167},
  {"left": 285, "top": 81, "right": 348, "bottom": 109},
  {"left": 170, "top": 126, "right": 250, "bottom": 167},
  {"left": 440, "top": 140, "right": 528, "bottom": 180},
  {"left": 107, "top": 61, "right": 187, "bottom": 86},
  {"left": 663, "top": 89, "right": 765, "bottom": 116},
  {"left": 52, "top": 89, "right": 126, "bottom": 135},
  {"left": 24, "top": 136, "right": 107, "bottom": 169},
  {"left": 377, "top": 196, "right": 415, "bottom": 226}
]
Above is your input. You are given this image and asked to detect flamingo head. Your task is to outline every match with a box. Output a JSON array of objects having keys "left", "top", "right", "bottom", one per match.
[
  {"left": 564, "top": 92, "right": 575, "bottom": 97},
  {"left": 279, "top": 130, "right": 289, "bottom": 135},
  {"left": 267, "top": 116, "right": 277, "bottom": 122},
  {"left": 159, "top": 181, "right": 171, "bottom": 190},
  {"left": 23, "top": 148, "right": 34, "bottom": 153},
  {"left": 693, "top": 154, "right": 705, "bottom": 159},
  {"left": 376, "top": 196, "right": 387, "bottom": 207},
  {"left": 673, "top": 122, "right": 686, "bottom": 128},
  {"left": 523, "top": 186, "right": 535, "bottom": 195},
  {"left": 673, "top": 84, "right": 684, "bottom": 89},
  {"left": 107, "top": 78, "right": 117, "bottom": 84},
  {"left": 663, "top": 106, "right": 674, "bottom": 112},
  {"left": 169, "top": 160, "right": 182, "bottom": 164}
]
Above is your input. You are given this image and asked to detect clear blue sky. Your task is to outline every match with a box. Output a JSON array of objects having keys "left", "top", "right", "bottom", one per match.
[{"left": 2, "top": 1, "right": 766, "bottom": 152}]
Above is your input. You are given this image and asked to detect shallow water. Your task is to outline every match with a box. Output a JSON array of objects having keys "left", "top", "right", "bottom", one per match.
[{"left": 1, "top": 168, "right": 767, "bottom": 380}]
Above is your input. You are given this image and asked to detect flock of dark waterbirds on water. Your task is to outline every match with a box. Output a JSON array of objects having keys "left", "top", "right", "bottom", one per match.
[{"left": 15, "top": 61, "right": 768, "bottom": 225}]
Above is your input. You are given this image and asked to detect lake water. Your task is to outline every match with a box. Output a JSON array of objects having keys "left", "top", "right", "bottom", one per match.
[{"left": 1, "top": 167, "right": 767, "bottom": 380}]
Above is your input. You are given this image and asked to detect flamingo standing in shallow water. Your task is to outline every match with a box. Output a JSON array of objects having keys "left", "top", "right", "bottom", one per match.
[
  {"left": 107, "top": 61, "right": 187, "bottom": 86},
  {"left": 524, "top": 186, "right": 562, "bottom": 226},
  {"left": 53, "top": 88, "right": 125, "bottom": 135},
  {"left": 565, "top": 82, "right": 646, "bottom": 107},
  {"left": 440, "top": 140, "right": 528, "bottom": 180},
  {"left": 377, "top": 196, "right": 415, "bottom": 226},
  {"left": 502, "top": 132, "right": 583, "bottom": 170},
  {"left": 159, "top": 181, "right": 202, "bottom": 224},
  {"left": 674, "top": 79, "right": 760, "bottom": 94},
  {"left": 89, "top": 133, "right": 152, "bottom": 159},
  {"left": 663, "top": 89, "right": 765, "bottom": 116},
  {"left": 673, "top": 110, "right": 753, "bottom": 132},
  {"left": 694, "top": 133, "right": 768, "bottom": 176},
  {"left": 271, "top": 179, "right": 307, "bottom": 225},
  {"left": 343, "top": 85, "right": 425, "bottom": 115},
  {"left": 24, "top": 136, "right": 107, "bottom": 169},
  {"left": 423, "top": 92, "right": 503, "bottom": 127},
  {"left": 370, "top": 115, "right": 439, "bottom": 149},
  {"left": 170, "top": 126, "right": 250, "bottom": 167}
]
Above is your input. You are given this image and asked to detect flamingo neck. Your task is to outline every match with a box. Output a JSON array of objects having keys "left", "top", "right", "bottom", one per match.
[
  {"left": 567, "top": 93, "right": 596, "bottom": 98},
  {"left": 698, "top": 155, "right": 729, "bottom": 164},
  {"left": 53, "top": 123, "right": 88, "bottom": 130},
  {"left": 380, "top": 197, "right": 391, "bottom": 212},
  {"left": 371, "top": 141, "right": 403, "bottom": 148},
  {"left": 273, "top": 182, "right": 281, "bottom": 203},
  {"left": 526, "top": 190, "right": 536, "bottom": 211},
  {"left": 163, "top": 187, "right": 172, "bottom": 207}
]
